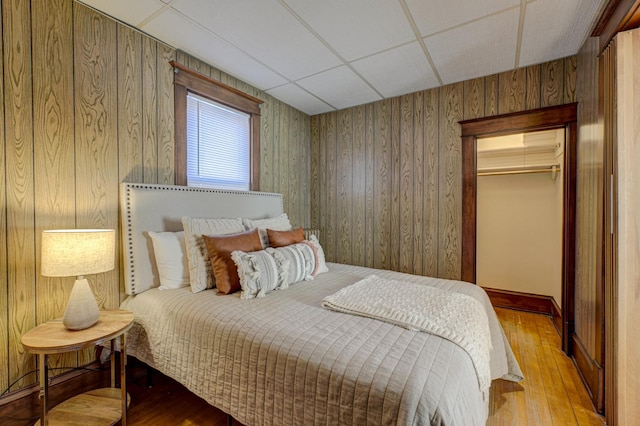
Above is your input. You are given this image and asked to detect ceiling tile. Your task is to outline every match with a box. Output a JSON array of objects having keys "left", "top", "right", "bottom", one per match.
[
  {"left": 283, "top": 0, "right": 415, "bottom": 61},
  {"left": 519, "top": 0, "right": 605, "bottom": 67},
  {"left": 405, "top": 0, "right": 519, "bottom": 37},
  {"left": 77, "top": 0, "right": 166, "bottom": 26},
  {"left": 171, "top": 0, "right": 342, "bottom": 81},
  {"left": 351, "top": 42, "right": 439, "bottom": 98},
  {"left": 425, "top": 8, "right": 519, "bottom": 84},
  {"left": 141, "top": 9, "right": 287, "bottom": 90},
  {"left": 296, "top": 66, "right": 382, "bottom": 110},
  {"left": 266, "top": 84, "right": 334, "bottom": 116}
]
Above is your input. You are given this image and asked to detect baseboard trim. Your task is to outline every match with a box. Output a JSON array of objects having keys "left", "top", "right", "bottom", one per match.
[
  {"left": 0, "top": 361, "right": 110, "bottom": 423},
  {"left": 483, "top": 287, "right": 561, "bottom": 322}
]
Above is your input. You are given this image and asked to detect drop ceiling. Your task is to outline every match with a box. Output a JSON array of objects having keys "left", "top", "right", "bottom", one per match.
[{"left": 77, "top": 0, "right": 607, "bottom": 116}]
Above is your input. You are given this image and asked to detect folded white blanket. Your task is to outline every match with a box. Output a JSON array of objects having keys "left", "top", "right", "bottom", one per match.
[{"left": 322, "top": 274, "right": 493, "bottom": 396}]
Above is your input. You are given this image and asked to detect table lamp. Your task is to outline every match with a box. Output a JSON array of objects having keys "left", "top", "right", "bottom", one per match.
[{"left": 41, "top": 229, "right": 115, "bottom": 330}]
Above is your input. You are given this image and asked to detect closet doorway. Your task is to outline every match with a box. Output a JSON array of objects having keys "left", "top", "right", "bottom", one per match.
[
  {"left": 459, "top": 103, "right": 577, "bottom": 353},
  {"left": 476, "top": 129, "right": 564, "bottom": 313}
]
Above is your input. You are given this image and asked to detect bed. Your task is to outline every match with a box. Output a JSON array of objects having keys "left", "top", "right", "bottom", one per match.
[{"left": 118, "top": 182, "right": 523, "bottom": 425}]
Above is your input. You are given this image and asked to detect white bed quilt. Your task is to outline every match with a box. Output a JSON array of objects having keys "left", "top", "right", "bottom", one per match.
[{"left": 121, "top": 263, "right": 523, "bottom": 426}]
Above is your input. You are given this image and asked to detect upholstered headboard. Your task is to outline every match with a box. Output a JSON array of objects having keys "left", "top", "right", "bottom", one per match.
[{"left": 120, "top": 182, "right": 283, "bottom": 295}]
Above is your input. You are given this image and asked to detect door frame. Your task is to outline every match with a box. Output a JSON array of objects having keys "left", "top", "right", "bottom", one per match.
[{"left": 459, "top": 103, "right": 578, "bottom": 353}]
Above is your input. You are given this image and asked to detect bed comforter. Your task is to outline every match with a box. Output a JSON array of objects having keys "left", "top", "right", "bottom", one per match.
[{"left": 120, "top": 263, "right": 523, "bottom": 425}]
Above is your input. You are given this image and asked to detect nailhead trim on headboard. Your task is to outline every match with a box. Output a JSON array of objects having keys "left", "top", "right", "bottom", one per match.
[{"left": 120, "top": 182, "right": 284, "bottom": 295}]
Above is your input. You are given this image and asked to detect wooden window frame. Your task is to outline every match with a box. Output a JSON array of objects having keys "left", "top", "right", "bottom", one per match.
[{"left": 171, "top": 61, "right": 263, "bottom": 190}]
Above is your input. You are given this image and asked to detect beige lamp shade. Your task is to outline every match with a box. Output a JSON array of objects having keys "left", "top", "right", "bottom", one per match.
[
  {"left": 41, "top": 229, "right": 115, "bottom": 277},
  {"left": 41, "top": 229, "right": 115, "bottom": 330}
]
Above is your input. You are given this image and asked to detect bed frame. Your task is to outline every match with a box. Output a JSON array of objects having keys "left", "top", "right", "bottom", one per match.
[{"left": 119, "top": 182, "right": 283, "bottom": 295}]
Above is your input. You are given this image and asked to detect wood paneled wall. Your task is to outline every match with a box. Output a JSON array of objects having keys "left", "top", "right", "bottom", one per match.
[
  {"left": 310, "top": 57, "right": 577, "bottom": 279},
  {"left": 0, "top": 0, "right": 310, "bottom": 396}
]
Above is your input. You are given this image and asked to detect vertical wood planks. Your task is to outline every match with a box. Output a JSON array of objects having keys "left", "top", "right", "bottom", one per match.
[
  {"left": 364, "top": 104, "right": 375, "bottom": 268},
  {"left": 73, "top": 5, "right": 118, "bottom": 309},
  {"left": 311, "top": 56, "right": 577, "bottom": 282},
  {"left": 526, "top": 65, "right": 541, "bottom": 110},
  {"left": 564, "top": 55, "right": 578, "bottom": 103},
  {"left": 325, "top": 112, "right": 337, "bottom": 262},
  {"left": 437, "top": 83, "right": 463, "bottom": 279},
  {"left": 499, "top": 68, "right": 527, "bottom": 114},
  {"left": 142, "top": 37, "right": 158, "bottom": 183},
  {"left": 260, "top": 94, "right": 274, "bottom": 192},
  {"left": 117, "top": 24, "right": 143, "bottom": 183},
  {"left": 399, "top": 94, "right": 414, "bottom": 274},
  {"left": 4, "top": 0, "right": 36, "bottom": 388},
  {"left": 541, "top": 59, "right": 564, "bottom": 107},
  {"left": 422, "top": 89, "right": 439, "bottom": 277},
  {"left": 309, "top": 116, "right": 320, "bottom": 229},
  {"left": 373, "top": 100, "right": 391, "bottom": 270},
  {"left": 412, "top": 92, "right": 424, "bottom": 276},
  {"left": 318, "top": 114, "right": 328, "bottom": 247},
  {"left": 463, "top": 78, "right": 484, "bottom": 120},
  {"left": 32, "top": 0, "right": 76, "bottom": 372},
  {"left": 288, "top": 108, "right": 300, "bottom": 227},
  {"left": 485, "top": 74, "right": 499, "bottom": 116},
  {"left": 157, "top": 44, "right": 175, "bottom": 185},
  {"left": 352, "top": 105, "right": 366, "bottom": 266},
  {"left": 337, "top": 109, "right": 353, "bottom": 264},
  {"left": 279, "top": 105, "right": 290, "bottom": 220}
]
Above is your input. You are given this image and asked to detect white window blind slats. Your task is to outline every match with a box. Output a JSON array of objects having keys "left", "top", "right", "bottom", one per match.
[{"left": 186, "top": 92, "right": 251, "bottom": 191}]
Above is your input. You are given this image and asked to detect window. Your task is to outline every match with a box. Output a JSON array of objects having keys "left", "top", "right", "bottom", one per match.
[
  {"left": 186, "top": 93, "right": 250, "bottom": 190},
  {"left": 172, "top": 61, "right": 263, "bottom": 190}
]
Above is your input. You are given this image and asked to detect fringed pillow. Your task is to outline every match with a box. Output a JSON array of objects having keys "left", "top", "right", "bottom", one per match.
[
  {"left": 231, "top": 249, "right": 286, "bottom": 299},
  {"left": 267, "top": 243, "right": 316, "bottom": 284}
]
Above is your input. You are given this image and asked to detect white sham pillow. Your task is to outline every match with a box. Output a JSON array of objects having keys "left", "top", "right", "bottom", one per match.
[
  {"left": 242, "top": 213, "right": 292, "bottom": 248},
  {"left": 181, "top": 216, "right": 245, "bottom": 293},
  {"left": 148, "top": 231, "right": 189, "bottom": 290}
]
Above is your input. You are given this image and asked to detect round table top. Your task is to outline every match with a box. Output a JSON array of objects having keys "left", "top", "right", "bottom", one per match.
[{"left": 21, "top": 309, "right": 134, "bottom": 354}]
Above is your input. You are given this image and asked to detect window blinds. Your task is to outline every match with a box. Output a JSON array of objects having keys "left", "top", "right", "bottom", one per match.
[{"left": 186, "top": 92, "right": 251, "bottom": 191}]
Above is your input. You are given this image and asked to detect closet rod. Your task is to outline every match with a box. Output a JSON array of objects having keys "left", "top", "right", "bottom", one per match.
[{"left": 477, "top": 164, "right": 561, "bottom": 177}]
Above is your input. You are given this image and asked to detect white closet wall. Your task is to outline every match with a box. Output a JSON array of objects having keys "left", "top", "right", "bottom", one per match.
[{"left": 476, "top": 130, "right": 564, "bottom": 305}]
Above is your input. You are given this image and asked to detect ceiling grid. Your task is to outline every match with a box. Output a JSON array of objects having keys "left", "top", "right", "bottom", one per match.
[{"left": 77, "top": 0, "right": 607, "bottom": 115}]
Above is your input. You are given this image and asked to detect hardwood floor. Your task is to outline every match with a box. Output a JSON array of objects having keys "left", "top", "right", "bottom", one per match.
[
  {"left": 125, "top": 308, "right": 605, "bottom": 426},
  {"left": 488, "top": 308, "right": 605, "bottom": 426}
]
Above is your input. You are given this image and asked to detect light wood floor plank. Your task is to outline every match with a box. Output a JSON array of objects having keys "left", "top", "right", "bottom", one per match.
[{"left": 488, "top": 308, "right": 605, "bottom": 426}]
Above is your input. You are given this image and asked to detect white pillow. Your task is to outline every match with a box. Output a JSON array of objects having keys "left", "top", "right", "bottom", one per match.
[
  {"left": 242, "top": 213, "right": 292, "bottom": 248},
  {"left": 181, "top": 216, "right": 245, "bottom": 293},
  {"left": 308, "top": 234, "right": 329, "bottom": 274},
  {"left": 231, "top": 249, "right": 286, "bottom": 299},
  {"left": 148, "top": 231, "right": 190, "bottom": 290}
]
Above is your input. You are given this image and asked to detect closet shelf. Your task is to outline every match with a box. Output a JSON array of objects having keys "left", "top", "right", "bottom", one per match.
[{"left": 477, "top": 163, "right": 561, "bottom": 178}]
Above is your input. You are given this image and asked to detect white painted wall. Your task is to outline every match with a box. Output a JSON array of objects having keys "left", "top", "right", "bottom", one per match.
[{"left": 476, "top": 170, "right": 563, "bottom": 305}]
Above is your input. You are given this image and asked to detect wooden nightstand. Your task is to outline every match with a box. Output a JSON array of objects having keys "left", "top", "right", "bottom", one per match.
[{"left": 21, "top": 309, "right": 134, "bottom": 426}]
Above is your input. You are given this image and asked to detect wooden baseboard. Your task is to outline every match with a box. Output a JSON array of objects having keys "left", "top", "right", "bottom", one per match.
[
  {"left": 0, "top": 361, "right": 110, "bottom": 425},
  {"left": 483, "top": 287, "right": 561, "bottom": 324},
  {"left": 570, "top": 333, "right": 604, "bottom": 413}
]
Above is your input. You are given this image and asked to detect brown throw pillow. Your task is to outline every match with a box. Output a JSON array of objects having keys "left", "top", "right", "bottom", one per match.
[
  {"left": 202, "top": 228, "right": 262, "bottom": 295},
  {"left": 267, "top": 227, "right": 304, "bottom": 248}
]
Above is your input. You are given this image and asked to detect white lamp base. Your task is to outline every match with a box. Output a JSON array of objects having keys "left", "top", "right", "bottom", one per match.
[{"left": 63, "top": 278, "right": 100, "bottom": 330}]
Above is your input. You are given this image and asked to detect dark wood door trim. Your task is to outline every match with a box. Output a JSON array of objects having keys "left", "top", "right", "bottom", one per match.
[{"left": 459, "top": 103, "right": 578, "bottom": 355}]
